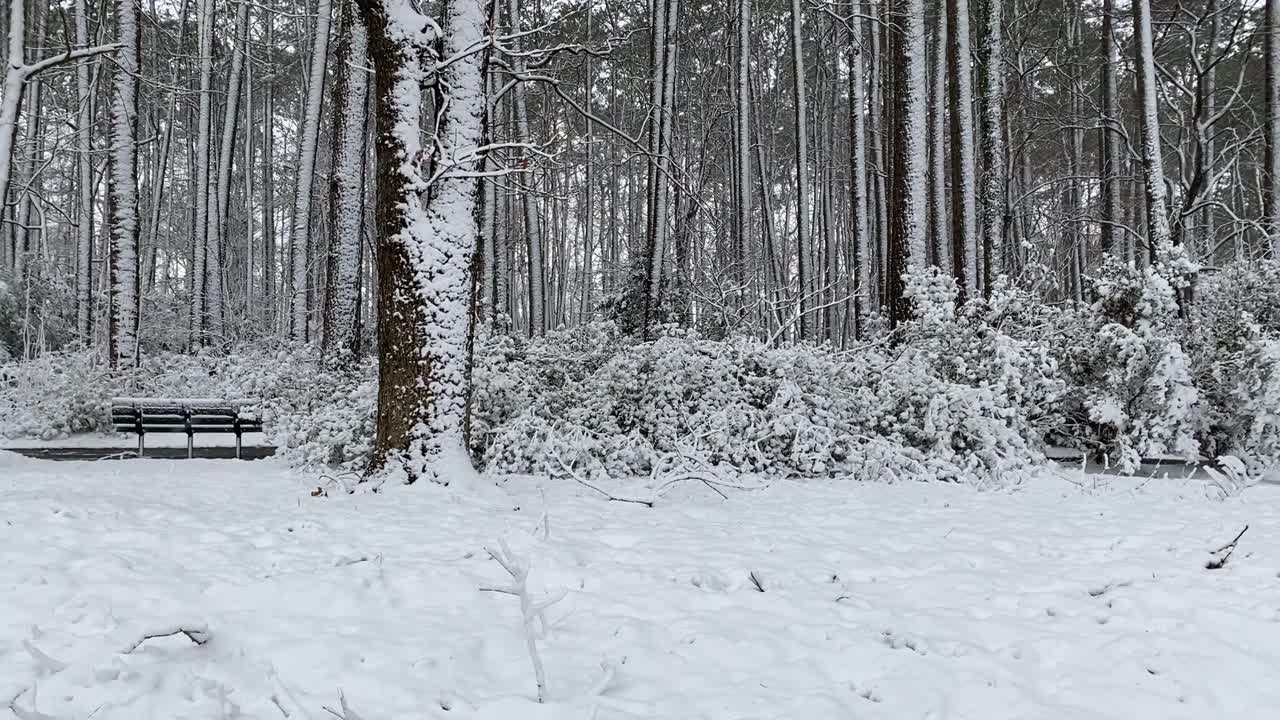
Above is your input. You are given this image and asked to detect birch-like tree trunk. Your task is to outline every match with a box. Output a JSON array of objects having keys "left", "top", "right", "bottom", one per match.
[
  {"left": 927, "top": 1, "right": 947, "bottom": 268},
  {"left": 108, "top": 0, "right": 141, "bottom": 367},
  {"left": 848, "top": 3, "right": 869, "bottom": 339},
  {"left": 322, "top": 0, "right": 369, "bottom": 362},
  {"left": 789, "top": 0, "right": 814, "bottom": 340},
  {"left": 886, "top": 0, "right": 928, "bottom": 327},
  {"left": 207, "top": 0, "right": 251, "bottom": 342},
  {"left": 735, "top": 0, "right": 752, "bottom": 315},
  {"left": 1099, "top": 0, "right": 1123, "bottom": 259},
  {"left": 1133, "top": 0, "right": 1172, "bottom": 262},
  {"left": 1265, "top": 0, "right": 1280, "bottom": 255},
  {"left": 289, "top": 0, "right": 333, "bottom": 340},
  {"left": 190, "top": 0, "right": 214, "bottom": 346},
  {"left": 75, "top": 0, "right": 94, "bottom": 339},
  {"left": 507, "top": 0, "right": 545, "bottom": 337},
  {"left": 359, "top": 0, "right": 489, "bottom": 483},
  {"left": 947, "top": 0, "right": 977, "bottom": 297},
  {"left": 977, "top": 0, "right": 1005, "bottom": 296}
]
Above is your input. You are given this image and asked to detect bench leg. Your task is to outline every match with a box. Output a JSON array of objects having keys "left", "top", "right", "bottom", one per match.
[
  {"left": 187, "top": 433, "right": 194, "bottom": 460},
  {"left": 138, "top": 433, "right": 144, "bottom": 459}
]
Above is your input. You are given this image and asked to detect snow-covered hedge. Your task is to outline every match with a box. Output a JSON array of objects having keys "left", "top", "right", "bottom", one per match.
[
  {"left": 4, "top": 258, "right": 1279, "bottom": 482},
  {"left": 472, "top": 269, "right": 1062, "bottom": 484}
]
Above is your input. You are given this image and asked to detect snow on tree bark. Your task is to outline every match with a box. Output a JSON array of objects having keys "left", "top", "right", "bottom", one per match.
[
  {"left": 75, "top": 0, "right": 94, "bottom": 339},
  {"left": 947, "top": 0, "right": 977, "bottom": 298},
  {"left": 887, "top": 0, "right": 928, "bottom": 328},
  {"left": 1133, "top": 0, "right": 1172, "bottom": 263},
  {"left": 289, "top": 0, "right": 333, "bottom": 341},
  {"left": 189, "top": 0, "right": 214, "bottom": 346},
  {"left": 978, "top": 0, "right": 1005, "bottom": 297},
  {"left": 1100, "top": 0, "right": 1123, "bottom": 259},
  {"left": 507, "top": 0, "right": 545, "bottom": 337},
  {"left": 848, "top": 5, "right": 870, "bottom": 340},
  {"left": 360, "top": 0, "right": 489, "bottom": 483},
  {"left": 1265, "top": 0, "right": 1280, "bottom": 256},
  {"left": 322, "top": 0, "right": 370, "bottom": 362},
  {"left": 790, "top": 0, "right": 814, "bottom": 341},
  {"left": 109, "top": 0, "right": 141, "bottom": 368},
  {"left": 207, "top": 0, "right": 251, "bottom": 342}
]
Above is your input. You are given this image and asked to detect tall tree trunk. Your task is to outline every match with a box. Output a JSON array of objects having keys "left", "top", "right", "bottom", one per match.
[
  {"left": 289, "top": 0, "right": 333, "bottom": 340},
  {"left": 927, "top": 0, "right": 947, "bottom": 268},
  {"left": 75, "top": 0, "right": 94, "bottom": 340},
  {"left": 207, "top": 0, "right": 251, "bottom": 343},
  {"left": 734, "top": 0, "right": 751, "bottom": 317},
  {"left": 360, "top": 0, "right": 489, "bottom": 483},
  {"left": 887, "top": 0, "right": 928, "bottom": 328},
  {"left": 109, "top": 0, "right": 140, "bottom": 367},
  {"left": 263, "top": 9, "right": 276, "bottom": 327},
  {"left": 848, "top": 3, "right": 869, "bottom": 340},
  {"left": 1099, "top": 0, "right": 1123, "bottom": 258},
  {"left": 322, "top": 0, "right": 369, "bottom": 362},
  {"left": 1265, "top": 0, "right": 1280, "bottom": 256},
  {"left": 789, "top": 0, "right": 814, "bottom": 340},
  {"left": 947, "top": 0, "right": 977, "bottom": 297},
  {"left": 190, "top": 0, "right": 214, "bottom": 346},
  {"left": 507, "top": 0, "right": 545, "bottom": 336},
  {"left": 1133, "top": 0, "right": 1171, "bottom": 262},
  {"left": 977, "top": 0, "right": 1005, "bottom": 296}
]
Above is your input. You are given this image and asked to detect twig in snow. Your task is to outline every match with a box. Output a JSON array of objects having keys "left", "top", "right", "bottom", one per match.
[
  {"left": 322, "top": 691, "right": 364, "bottom": 720},
  {"left": 1206, "top": 525, "right": 1250, "bottom": 570},
  {"left": 748, "top": 571, "right": 765, "bottom": 593},
  {"left": 8, "top": 681, "right": 55, "bottom": 720},
  {"left": 119, "top": 625, "right": 210, "bottom": 654},
  {"left": 480, "top": 539, "right": 566, "bottom": 703},
  {"left": 548, "top": 448, "right": 654, "bottom": 507}
]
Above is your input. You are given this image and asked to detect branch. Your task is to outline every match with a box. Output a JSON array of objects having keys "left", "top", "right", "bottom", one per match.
[{"left": 24, "top": 42, "right": 123, "bottom": 78}]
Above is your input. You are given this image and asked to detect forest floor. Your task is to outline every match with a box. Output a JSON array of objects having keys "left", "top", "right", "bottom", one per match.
[{"left": 2, "top": 452, "right": 1278, "bottom": 720}]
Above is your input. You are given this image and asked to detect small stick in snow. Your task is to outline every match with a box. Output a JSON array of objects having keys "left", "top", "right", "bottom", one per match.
[
  {"left": 119, "top": 625, "right": 211, "bottom": 654},
  {"left": 1206, "top": 525, "right": 1250, "bottom": 570},
  {"left": 748, "top": 571, "right": 765, "bottom": 592},
  {"left": 322, "top": 691, "right": 364, "bottom": 720},
  {"left": 480, "top": 540, "right": 565, "bottom": 703}
]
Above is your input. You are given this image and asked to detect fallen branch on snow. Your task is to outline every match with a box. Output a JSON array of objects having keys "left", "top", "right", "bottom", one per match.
[
  {"left": 119, "top": 625, "right": 211, "bottom": 654},
  {"left": 480, "top": 539, "right": 566, "bottom": 703},
  {"left": 1206, "top": 525, "right": 1249, "bottom": 570}
]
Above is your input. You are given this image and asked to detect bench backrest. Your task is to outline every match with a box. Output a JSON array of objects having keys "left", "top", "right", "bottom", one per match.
[{"left": 111, "top": 398, "right": 263, "bottom": 433}]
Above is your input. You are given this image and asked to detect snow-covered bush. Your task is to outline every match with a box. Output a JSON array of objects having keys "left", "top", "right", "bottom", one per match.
[
  {"left": 474, "top": 273, "right": 1062, "bottom": 485},
  {"left": 1051, "top": 260, "right": 1202, "bottom": 471},
  {"left": 0, "top": 350, "right": 116, "bottom": 438}
]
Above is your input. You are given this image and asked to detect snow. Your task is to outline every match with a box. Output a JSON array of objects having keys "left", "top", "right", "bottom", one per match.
[{"left": 3, "top": 453, "right": 1279, "bottom": 719}]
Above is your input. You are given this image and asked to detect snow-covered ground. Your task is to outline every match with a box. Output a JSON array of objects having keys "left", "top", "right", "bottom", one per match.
[{"left": 2, "top": 453, "right": 1277, "bottom": 720}]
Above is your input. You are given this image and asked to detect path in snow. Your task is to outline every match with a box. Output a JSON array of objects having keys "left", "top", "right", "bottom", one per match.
[{"left": 1, "top": 452, "right": 1277, "bottom": 719}]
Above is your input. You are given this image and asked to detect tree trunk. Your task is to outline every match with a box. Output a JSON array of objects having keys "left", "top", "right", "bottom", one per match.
[
  {"left": 887, "top": 0, "right": 928, "bottom": 328},
  {"left": 108, "top": 0, "right": 141, "bottom": 367},
  {"left": 360, "top": 0, "right": 489, "bottom": 483},
  {"left": 322, "top": 0, "right": 370, "bottom": 362},
  {"left": 948, "top": 0, "right": 977, "bottom": 298},
  {"left": 75, "top": 0, "right": 94, "bottom": 340},
  {"left": 977, "top": 0, "right": 1005, "bottom": 296},
  {"left": 1133, "top": 0, "right": 1172, "bottom": 262},
  {"left": 289, "top": 0, "right": 333, "bottom": 340},
  {"left": 848, "top": 3, "right": 869, "bottom": 340},
  {"left": 790, "top": 0, "right": 814, "bottom": 340},
  {"left": 190, "top": 0, "right": 214, "bottom": 346},
  {"left": 1099, "top": 0, "right": 1123, "bottom": 258},
  {"left": 1265, "top": 0, "right": 1280, "bottom": 255}
]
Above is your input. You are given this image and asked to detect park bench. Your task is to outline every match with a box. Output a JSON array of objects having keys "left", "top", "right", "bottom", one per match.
[{"left": 110, "top": 398, "right": 263, "bottom": 459}]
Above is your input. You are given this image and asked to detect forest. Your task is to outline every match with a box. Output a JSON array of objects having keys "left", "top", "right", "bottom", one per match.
[
  {"left": 0, "top": 0, "right": 1278, "bottom": 485},
  {"left": 4, "top": 2, "right": 1280, "bottom": 718}
]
